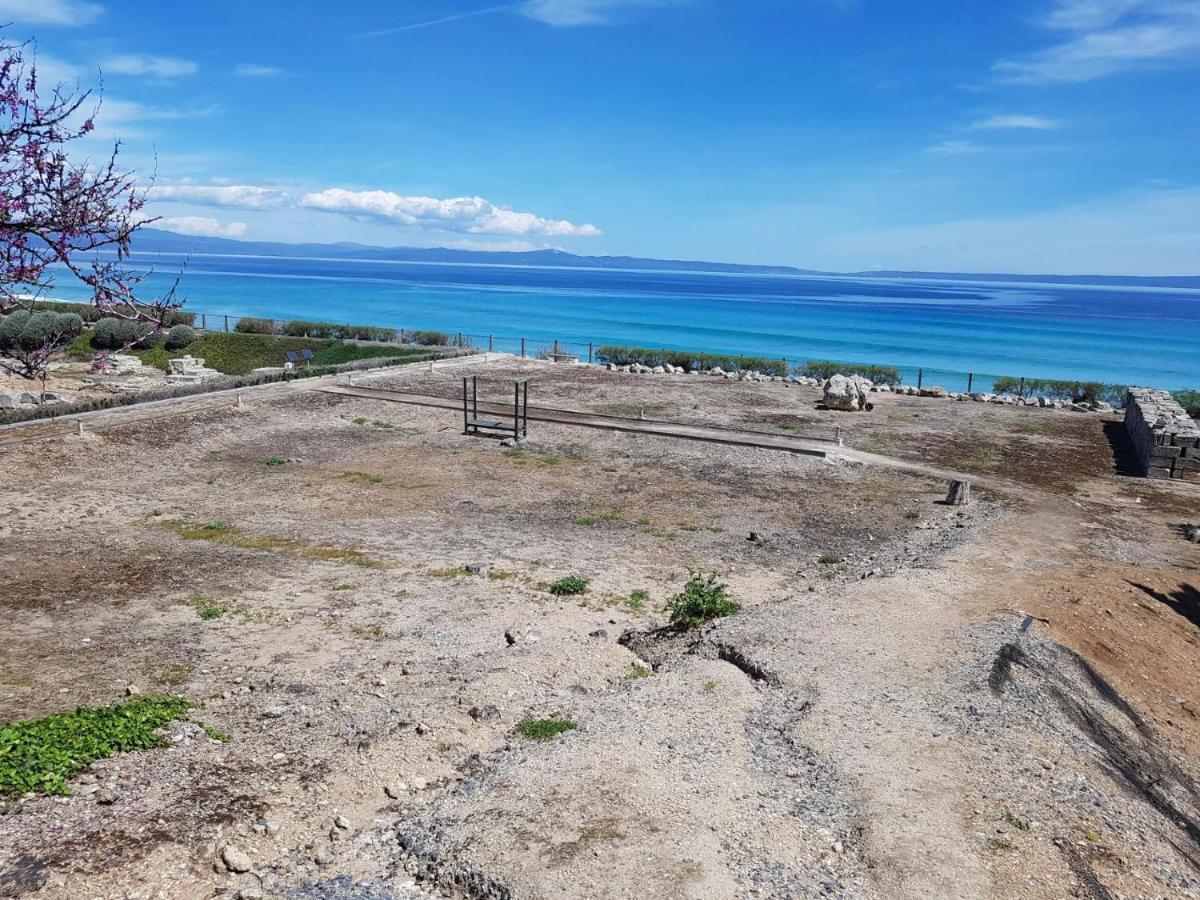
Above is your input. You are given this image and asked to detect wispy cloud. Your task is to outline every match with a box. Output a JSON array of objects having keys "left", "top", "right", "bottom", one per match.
[
  {"left": 151, "top": 183, "right": 290, "bottom": 210},
  {"left": 233, "top": 63, "right": 284, "bottom": 77},
  {"left": 297, "top": 188, "right": 601, "bottom": 237},
  {"left": 995, "top": 0, "right": 1200, "bottom": 83},
  {"left": 518, "top": 0, "right": 686, "bottom": 26},
  {"left": 969, "top": 114, "right": 1060, "bottom": 130},
  {"left": 157, "top": 216, "right": 248, "bottom": 239},
  {"left": 360, "top": 5, "right": 511, "bottom": 36},
  {"left": 0, "top": 0, "right": 102, "bottom": 26},
  {"left": 102, "top": 54, "right": 198, "bottom": 77},
  {"left": 926, "top": 140, "right": 986, "bottom": 156}
]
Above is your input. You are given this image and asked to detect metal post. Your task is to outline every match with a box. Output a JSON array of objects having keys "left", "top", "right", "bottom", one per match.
[
  {"left": 488, "top": 335, "right": 494, "bottom": 352},
  {"left": 1019, "top": 376, "right": 1025, "bottom": 398},
  {"left": 224, "top": 315, "right": 229, "bottom": 333},
  {"left": 588, "top": 342, "right": 593, "bottom": 365},
  {"left": 522, "top": 380, "right": 528, "bottom": 437},
  {"left": 521, "top": 337, "right": 526, "bottom": 358},
  {"left": 513, "top": 381, "right": 520, "bottom": 436},
  {"left": 918, "top": 368, "right": 924, "bottom": 390},
  {"left": 462, "top": 377, "right": 469, "bottom": 433},
  {"left": 201, "top": 313, "right": 207, "bottom": 331},
  {"left": 967, "top": 372, "right": 974, "bottom": 394}
]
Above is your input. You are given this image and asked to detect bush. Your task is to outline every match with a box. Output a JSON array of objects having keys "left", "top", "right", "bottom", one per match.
[
  {"left": 164, "top": 324, "right": 195, "bottom": 350},
  {"left": 596, "top": 345, "right": 787, "bottom": 375},
  {"left": 514, "top": 717, "right": 577, "bottom": 742},
  {"left": 666, "top": 572, "right": 740, "bottom": 628},
  {"left": 1173, "top": 390, "right": 1200, "bottom": 419},
  {"left": 802, "top": 360, "right": 901, "bottom": 384},
  {"left": 991, "top": 377, "right": 1128, "bottom": 405},
  {"left": 0, "top": 310, "right": 83, "bottom": 353},
  {"left": 280, "top": 319, "right": 398, "bottom": 341},
  {"left": 548, "top": 576, "right": 590, "bottom": 596},
  {"left": 23, "top": 300, "right": 194, "bottom": 327},
  {"left": 91, "top": 317, "right": 162, "bottom": 350},
  {"left": 234, "top": 317, "right": 277, "bottom": 335},
  {"left": 406, "top": 329, "right": 451, "bottom": 346}
]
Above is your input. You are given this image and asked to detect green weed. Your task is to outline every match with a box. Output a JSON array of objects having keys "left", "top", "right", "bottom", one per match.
[
  {"left": 549, "top": 576, "right": 590, "bottom": 596},
  {"left": 667, "top": 573, "right": 740, "bottom": 628},
  {"left": 514, "top": 717, "right": 577, "bottom": 742}
]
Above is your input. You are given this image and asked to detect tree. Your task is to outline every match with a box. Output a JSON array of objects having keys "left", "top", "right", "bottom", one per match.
[{"left": 0, "top": 35, "right": 179, "bottom": 386}]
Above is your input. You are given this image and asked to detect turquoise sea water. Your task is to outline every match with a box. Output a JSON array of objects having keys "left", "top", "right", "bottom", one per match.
[{"left": 51, "top": 253, "right": 1200, "bottom": 390}]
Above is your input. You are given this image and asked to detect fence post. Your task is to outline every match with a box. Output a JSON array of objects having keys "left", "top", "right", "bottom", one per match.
[
  {"left": 456, "top": 332, "right": 463, "bottom": 347},
  {"left": 553, "top": 339, "right": 560, "bottom": 356},
  {"left": 1019, "top": 376, "right": 1025, "bottom": 398},
  {"left": 223, "top": 315, "right": 229, "bottom": 333},
  {"left": 588, "top": 342, "right": 593, "bottom": 365},
  {"left": 488, "top": 335, "right": 494, "bottom": 352},
  {"left": 967, "top": 372, "right": 973, "bottom": 394},
  {"left": 521, "top": 337, "right": 526, "bottom": 358},
  {"left": 201, "top": 313, "right": 207, "bottom": 331},
  {"left": 918, "top": 368, "right": 924, "bottom": 390}
]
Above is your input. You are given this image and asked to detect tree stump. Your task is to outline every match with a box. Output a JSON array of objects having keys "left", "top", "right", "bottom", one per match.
[{"left": 946, "top": 479, "right": 972, "bottom": 506}]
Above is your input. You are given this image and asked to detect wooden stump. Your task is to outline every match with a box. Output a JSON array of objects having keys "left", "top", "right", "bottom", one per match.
[{"left": 946, "top": 479, "right": 972, "bottom": 506}]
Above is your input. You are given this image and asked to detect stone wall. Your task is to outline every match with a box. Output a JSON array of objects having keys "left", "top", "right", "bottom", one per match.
[{"left": 1123, "top": 388, "right": 1200, "bottom": 480}]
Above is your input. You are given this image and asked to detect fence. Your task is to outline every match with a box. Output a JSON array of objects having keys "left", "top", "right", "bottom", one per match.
[{"left": 181, "top": 309, "right": 1137, "bottom": 402}]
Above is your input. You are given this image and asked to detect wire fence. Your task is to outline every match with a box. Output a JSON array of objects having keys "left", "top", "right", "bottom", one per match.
[{"left": 185, "top": 309, "right": 1128, "bottom": 401}]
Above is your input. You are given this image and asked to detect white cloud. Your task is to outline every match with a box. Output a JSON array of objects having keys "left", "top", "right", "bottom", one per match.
[
  {"left": 233, "top": 63, "right": 284, "bottom": 77},
  {"left": 518, "top": 0, "right": 685, "bottom": 26},
  {"left": 102, "top": 54, "right": 197, "bottom": 78},
  {"left": 297, "top": 188, "right": 602, "bottom": 237},
  {"left": 969, "top": 114, "right": 1060, "bottom": 130},
  {"left": 93, "top": 98, "right": 218, "bottom": 128},
  {"left": 151, "top": 183, "right": 290, "bottom": 210},
  {"left": 156, "top": 216, "right": 248, "bottom": 239},
  {"left": 996, "top": 0, "right": 1200, "bottom": 83},
  {"left": 0, "top": 0, "right": 102, "bottom": 26},
  {"left": 926, "top": 140, "right": 986, "bottom": 156}
]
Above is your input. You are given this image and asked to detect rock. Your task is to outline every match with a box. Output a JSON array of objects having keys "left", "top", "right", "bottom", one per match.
[
  {"left": 264, "top": 819, "right": 281, "bottom": 835},
  {"left": 822, "top": 374, "right": 873, "bottom": 412},
  {"left": 313, "top": 846, "right": 334, "bottom": 866},
  {"left": 334, "top": 815, "right": 350, "bottom": 830},
  {"left": 919, "top": 385, "right": 948, "bottom": 398},
  {"left": 237, "top": 889, "right": 264, "bottom": 900},
  {"left": 124, "top": 684, "right": 141, "bottom": 696},
  {"left": 384, "top": 783, "right": 405, "bottom": 799},
  {"left": 651, "top": 366, "right": 664, "bottom": 375},
  {"left": 0, "top": 395, "right": 15, "bottom": 409},
  {"left": 261, "top": 705, "right": 287, "bottom": 719},
  {"left": 464, "top": 563, "right": 487, "bottom": 575},
  {"left": 588, "top": 628, "right": 609, "bottom": 639},
  {"left": 221, "top": 845, "right": 253, "bottom": 873},
  {"left": 469, "top": 704, "right": 501, "bottom": 721},
  {"left": 94, "top": 788, "right": 118, "bottom": 805}
]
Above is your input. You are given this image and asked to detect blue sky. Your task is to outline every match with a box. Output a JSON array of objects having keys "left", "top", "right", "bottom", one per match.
[{"left": 5, "top": 0, "right": 1199, "bottom": 273}]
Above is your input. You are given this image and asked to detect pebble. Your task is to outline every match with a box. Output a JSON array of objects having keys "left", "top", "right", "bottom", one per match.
[
  {"left": 314, "top": 846, "right": 334, "bottom": 866},
  {"left": 384, "top": 783, "right": 405, "bottom": 799},
  {"left": 221, "top": 845, "right": 253, "bottom": 873},
  {"left": 262, "top": 706, "right": 287, "bottom": 719},
  {"left": 334, "top": 815, "right": 350, "bottom": 830}
]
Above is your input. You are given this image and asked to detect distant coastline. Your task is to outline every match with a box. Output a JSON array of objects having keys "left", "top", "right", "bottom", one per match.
[{"left": 132, "top": 229, "right": 1200, "bottom": 291}]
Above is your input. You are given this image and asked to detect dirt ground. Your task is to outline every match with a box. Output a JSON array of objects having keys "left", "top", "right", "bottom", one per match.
[{"left": 1, "top": 357, "right": 1197, "bottom": 900}]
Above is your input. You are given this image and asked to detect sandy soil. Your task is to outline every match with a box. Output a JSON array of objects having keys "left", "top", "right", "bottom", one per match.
[{"left": 0, "top": 358, "right": 1197, "bottom": 900}]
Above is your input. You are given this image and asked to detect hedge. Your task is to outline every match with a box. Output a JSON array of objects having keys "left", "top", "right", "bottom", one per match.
[
  {"left": 278, "top": 319, "right": 398, "bottom": 342},
  {"left": 595, "top": 345, "right": 788, "bottom": 376},
  {"left": 23, "top": 300, "right": 194, "bottom": 326},
  {"left": 233, "top": 317, "right": 277, "bottom": 335},
  {"left": 991, "top": 377, "right": 1128, "bottom": 405},
  {"left": 0, "top": 310, "right": 84, "bottom": 353},
  {"left": 405, "top": 330, "right": 452, "bottom": 346},
  {"left": 801, "top": 360, "right": 901, "bottom": 384},
  {"left": 90, "top": 317, "right": 166, "bottom": 351},
  {"left": 1172, "top": 390, "right": 1200, "bottom": 419}
]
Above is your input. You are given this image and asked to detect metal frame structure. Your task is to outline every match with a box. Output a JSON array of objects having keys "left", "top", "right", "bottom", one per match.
[{"left": 462, "top": 376, "right": 528, "bottom": 438}]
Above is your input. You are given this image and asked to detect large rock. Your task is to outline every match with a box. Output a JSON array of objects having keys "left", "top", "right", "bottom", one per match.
[{"left": 823, "top": 374, "right": 874, "bottom": 411}]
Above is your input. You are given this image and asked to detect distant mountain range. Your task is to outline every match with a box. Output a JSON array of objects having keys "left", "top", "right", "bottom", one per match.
[{"left": 132, "top": 228, "right": 1200, "bottom": 289}]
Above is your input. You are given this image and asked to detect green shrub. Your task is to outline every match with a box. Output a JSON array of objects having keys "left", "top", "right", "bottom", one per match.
[
  {"left": 21, "top": 300, "right": 193, "bottom": 327},
  {"left": 280, "top": 320, "right": 399, "bottom": 341},
  {"left": 234, "top": 317, "right": 277, "bottom": 335},
  {"left": 1172, "top": 389, "right": 1200, "bottom": 418},
  {"left": 0, "top": 310, "right": 83, "bottom": 353},
  {"left": 91, "top": 317, "right": 164, "bottom": 350},
  {"left": 514, "top": 717, "right": 577, "bottom": 741},
  {"left": 802, "top": 360, "right": 901, "bottom": 384},
  {"left": 596, "top": 345, "right": 787, "bottom": 375},
  {"left": 991, "top": 377, "right": 1127, "bottom": 405},
  {"left": 165, "top": 324, "right": 195, "bottom": 350},
  {"left": 406, "top": 329, "right": 451, "bottom": 346},
  {"left": 549, "top": 576, "right": 590, "bottom": 596},
  {"left": 666, "top": 572, "right": 740, "bottom": 628},
  {"left": 0, "top": 695, "right": 193, "bottom": 796}
]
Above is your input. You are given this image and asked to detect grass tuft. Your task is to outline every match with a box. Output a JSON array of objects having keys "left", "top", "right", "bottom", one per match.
[
  {"left": 549, "top": 576, "right": 590, "bottom": 596},
  {"left": 818, "top": 553, "right": 842, "bottom": 565},
  {"left": 514, "top": 717, "right": 577, "bottom": 742},
  {"left": 162, "top": 519, "right": 383, "bottom": 569},
  {"left": 189, "top": 597, "right": 228, "bottom": 620},
  {"left": 0, "top": 695, "right": 193, "bottom": 796}
]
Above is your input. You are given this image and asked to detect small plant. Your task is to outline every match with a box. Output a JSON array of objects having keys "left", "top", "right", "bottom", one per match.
[
  {"left": 487, "top": 569, "right": 519, "bottom": 581},
  {"left": 148, "top": 664, "right": 192, "bottom": 686},
  {"left": 0, "top": 695, "right": 193, "bottom": 796},
  {"left": 332, "top": 583, "right": 356, "bottom": 591},
  {"left": 190, "top": 597, "right": 228, "bottom": 621},
  {"left": 1002, "top": 810, "right": 1030, "bottom": 831},
  {"left": 535, "top": 454, "right": 560, "bottom": 467},
  {"left": 373, "top": 420, "right": 394, "bottom": 429},
  {"left": 514, "top": 717, "right": 577, "bottom": 742},
  {"left": 339, "top": 470, "right": 383, "bottom": 485},
  {"left": 625, "top": 665, "right": 650, "bottom": 680},
  {"left": 428, "top": 566, "right": 470, "bottom": 578},
  {"left": 502, "top": 448, "right": 526, "bottom": 460},
  {"left": 987, "top": 837, "right": 1014, "bottom": 852},
  {"left": 703, "top": 681, "right": 717, "bottom": 692},
  {"left": 666, "top": 572, "right": 740, "bottom": 628},
  {"left": 351, "top": 623, "right": 389, "bottom": 640},
  {"left": 352, "top": 417, "right": 368, "bottom": 425},
  {"left": 264, "top": 457, "right": 286, "bottom": 467},
  {"left": 549, "top": 576, "right": 590, "bottom": 596},
  {"left": 575, "top": 516, "right": 599, "bottom": 527},
  {"left": 818, "top": 553, "right": 842, "bottom": 565},
  {"left": 626, "top": 588, "right": 649, "bottom": 610},
  {"left": 200, "top": 723, "right": 231, "bottom": 742}
]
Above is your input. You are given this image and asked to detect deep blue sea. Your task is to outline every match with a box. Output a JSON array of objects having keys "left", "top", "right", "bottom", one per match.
[{"left": 51, "top": 253, "right": 1200, "bottom": 390}]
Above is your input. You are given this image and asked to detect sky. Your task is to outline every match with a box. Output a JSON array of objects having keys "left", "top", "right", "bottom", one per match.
[{"left": 3, "top": 0, "right": 1199, "bottom": 274}]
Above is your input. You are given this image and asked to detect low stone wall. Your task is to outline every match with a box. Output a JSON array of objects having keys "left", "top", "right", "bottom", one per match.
[{"left": 1124, "top": 387, "right": 1200, "bottom": 480}]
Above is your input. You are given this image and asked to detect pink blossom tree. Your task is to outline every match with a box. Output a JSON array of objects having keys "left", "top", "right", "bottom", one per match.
[{"left": 0, "top": 35, "right": 180, "bottom": 383}]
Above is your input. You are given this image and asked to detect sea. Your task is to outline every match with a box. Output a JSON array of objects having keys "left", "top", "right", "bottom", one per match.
[{"left": 48, "top": 253, "right": 1200, "bottom": 391}]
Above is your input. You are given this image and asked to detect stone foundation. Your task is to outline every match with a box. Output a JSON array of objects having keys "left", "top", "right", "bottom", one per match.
[{"left": 1124, "top": 387, "right": 1200, "bottom": 480}]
